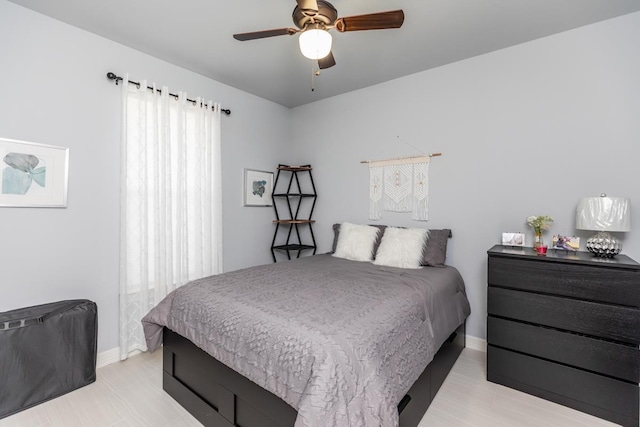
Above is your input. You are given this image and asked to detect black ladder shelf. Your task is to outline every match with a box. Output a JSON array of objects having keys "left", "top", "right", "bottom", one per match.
[{"left": 271, "top": 164, "right": 317, "bottom": 262}]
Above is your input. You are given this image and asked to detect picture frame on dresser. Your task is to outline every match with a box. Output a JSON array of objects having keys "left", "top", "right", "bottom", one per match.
[
  {"left": 486, "top": 245, "right": 640, "bottom": 427},
  {"left": 501, "top": 232, "right": 525, "bottom": 247},
  {"left": 551, "top": 235, "right": 579, "bottom": 251}
]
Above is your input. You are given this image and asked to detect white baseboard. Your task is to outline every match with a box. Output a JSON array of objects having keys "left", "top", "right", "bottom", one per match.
[
  {"left": 96, "top": 347, "right": 143, "bottom": 368},
  {"left": 465, "top": 334, "right": 487, "bottom": 353},
  {"left": 96, "top": 347, "right": 120, "bottom": 368}
]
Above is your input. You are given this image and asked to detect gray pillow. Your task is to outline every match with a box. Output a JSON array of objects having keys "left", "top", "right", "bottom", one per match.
[
  {"left": 422, "top": 229, "right": 452, "bottom": 266},
  {"left": 332, "top": 224, "right": 451, "bottom": 265}
]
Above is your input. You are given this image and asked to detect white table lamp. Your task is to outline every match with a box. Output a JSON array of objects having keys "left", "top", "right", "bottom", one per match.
[{"left": 576, "top": 194, "right": 631, "bottom": 257}]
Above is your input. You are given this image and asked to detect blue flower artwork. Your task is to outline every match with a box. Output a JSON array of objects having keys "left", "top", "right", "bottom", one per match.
[
  {"left": 252, "top": 180, "right": 267, "bottom": 197},
  {"left": 2, "top": 152, "right": 46, "bottom": 195}
]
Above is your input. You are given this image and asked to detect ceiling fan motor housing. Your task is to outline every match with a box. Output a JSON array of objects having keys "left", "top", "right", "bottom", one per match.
[{"left": 293, "top": 0, "right": 338, "bottom": 29}]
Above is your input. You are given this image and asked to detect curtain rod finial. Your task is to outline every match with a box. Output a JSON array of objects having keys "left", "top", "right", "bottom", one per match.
[{"left": 106, "top": 72, "right": 122, "bottom": 85}]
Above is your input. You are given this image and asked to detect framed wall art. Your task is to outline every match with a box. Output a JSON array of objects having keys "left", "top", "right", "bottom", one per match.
[
  {"left": 243, "top": 168, "right": 273, "bottom": 207},
  {"left": 0, "top": 137, "right": 69, "bottom": 208}
]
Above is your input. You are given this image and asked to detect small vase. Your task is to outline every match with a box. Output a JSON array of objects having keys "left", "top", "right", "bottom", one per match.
[{"left": 534, "top": 232, "right": 543, "bottom": 249}]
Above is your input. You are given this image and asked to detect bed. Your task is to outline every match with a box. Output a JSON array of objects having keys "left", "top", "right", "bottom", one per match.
[{"left": 142, "top": 226, "right": 471, "bottom": 427}]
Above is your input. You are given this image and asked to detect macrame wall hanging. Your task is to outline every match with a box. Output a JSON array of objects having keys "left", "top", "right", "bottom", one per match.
[{"left": 361, "top": 153, "right": 441, "bottom": 221}]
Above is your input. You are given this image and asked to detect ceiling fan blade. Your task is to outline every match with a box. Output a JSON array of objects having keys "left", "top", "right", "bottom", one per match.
[
  {"left": 335, "top": 10, "right": 404, "bottom": 32},
  {"left": 296, "top": 0, "right": 319, "bottom": 14},
  {"left": 233, "top": 28, "right": 298, "bottom": 41},
  {"left": 318, "top": 51, "right": 336, "bottom": 69}
]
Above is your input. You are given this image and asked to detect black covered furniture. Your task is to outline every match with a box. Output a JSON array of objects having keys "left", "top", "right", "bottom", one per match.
[
  {"left": 0, "top": 300, "right": 98, "bottom": 419},
  {"left": 487, "top": 245, "right": 640, "bottom": 427}
]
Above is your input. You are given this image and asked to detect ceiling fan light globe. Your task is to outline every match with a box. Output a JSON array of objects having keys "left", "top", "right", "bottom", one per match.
[{"left": 299, "top": 29, "right": 332, "bottom": 60}]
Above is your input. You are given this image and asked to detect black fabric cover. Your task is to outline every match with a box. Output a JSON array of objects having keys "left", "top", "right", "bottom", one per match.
[{"left": 0, "top": 300, "right": 97, "bottom": 419}]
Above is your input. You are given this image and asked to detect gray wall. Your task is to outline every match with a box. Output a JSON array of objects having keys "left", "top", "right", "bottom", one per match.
[
  {"left": 2, "top": 0, "right": 638, "bottom": 352},
  {"left": 0, "top": 1, "right": 291, "bottom": 352},
  {"left": 291, "top": 12, "right": 640, "bottom": 341}
]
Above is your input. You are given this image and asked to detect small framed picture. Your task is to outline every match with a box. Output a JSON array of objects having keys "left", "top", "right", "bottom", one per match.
[
  {"left": 243, "top": 168, "right": 273, "bottom": 207},
  {"left": 552, "top": 235, "right": 580, "bottom": 251},
  {"left": 502, "top": 232, "right": 525, "bottom": 247},
  {"left": 0, "top": 137, "right": 69, "bottom": 208}
]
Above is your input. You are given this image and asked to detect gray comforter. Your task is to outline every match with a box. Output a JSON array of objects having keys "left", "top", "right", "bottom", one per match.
[{"left": 142, "top": 254, "right": 470, "bottom": 427}]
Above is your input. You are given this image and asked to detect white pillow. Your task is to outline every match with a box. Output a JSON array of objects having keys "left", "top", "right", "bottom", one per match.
[
  {"left": 373, "top": 227, "right": 427, "bottom": 269},
  {"left": 332, "top": 222, "right": 380, "bottom": 262}
]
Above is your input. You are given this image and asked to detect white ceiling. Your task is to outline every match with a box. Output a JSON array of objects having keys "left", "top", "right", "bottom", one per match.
[{"left": 8, "top": 0, "right": 640, "bottom": 108}]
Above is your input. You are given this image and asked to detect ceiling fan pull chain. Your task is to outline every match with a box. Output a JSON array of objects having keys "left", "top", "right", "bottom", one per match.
[{"left": 311, "top": 63, "right": 318, "bottom": 92}]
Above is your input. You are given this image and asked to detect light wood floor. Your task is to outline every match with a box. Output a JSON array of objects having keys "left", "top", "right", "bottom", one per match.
[{"left": 0, "top": 348, "right": 618, "bottom": 427}]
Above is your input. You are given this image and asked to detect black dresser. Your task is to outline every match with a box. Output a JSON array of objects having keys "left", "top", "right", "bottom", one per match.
[{"left": 487, "top": 245, "right": 640, "bottom": 426}]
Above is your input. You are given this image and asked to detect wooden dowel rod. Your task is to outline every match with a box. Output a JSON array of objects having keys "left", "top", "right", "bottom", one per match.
[{"left": 360, "top": 153, "right": 441, "bottom": 164}]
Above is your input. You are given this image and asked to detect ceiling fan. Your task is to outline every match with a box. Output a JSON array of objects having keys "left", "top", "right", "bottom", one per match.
[{"left": 233, "top": 0, "right": 405, "bottom": 69}]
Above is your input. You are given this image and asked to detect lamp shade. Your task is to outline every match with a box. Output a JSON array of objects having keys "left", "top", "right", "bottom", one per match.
[
  {"left": 299, "top": 29, "right": 332, "bottom": 60},
  {"left": 576, "top": 196, "right": 631, "bottom": 232}
]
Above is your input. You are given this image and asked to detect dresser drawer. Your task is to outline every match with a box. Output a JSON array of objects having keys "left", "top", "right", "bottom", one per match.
[
  {"left": 487, "top": 346, "right": 639, "bottom": 427},
  {"left": 488, "top": 287, "right": 640, "bottom": 343},
  {"left": 488, "top": 316, "right": 640, "bottom": 382},
  {"left": 488, "top": 257, "right": 640, "bottom": 307}
]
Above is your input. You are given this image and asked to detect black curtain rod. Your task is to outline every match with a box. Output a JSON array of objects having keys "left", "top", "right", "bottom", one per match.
[{"left": 106, "top": 72, "right": 231, "bottom": 116}]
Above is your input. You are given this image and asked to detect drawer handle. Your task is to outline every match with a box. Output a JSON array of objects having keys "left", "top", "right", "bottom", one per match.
[{"left": 398, "top": 394, "right": 411, "bottom": 413}]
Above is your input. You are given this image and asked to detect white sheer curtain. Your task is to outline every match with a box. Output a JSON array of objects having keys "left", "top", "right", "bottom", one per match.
[{"left": 119, "top": 76, "right": 223, "bottom": 360}]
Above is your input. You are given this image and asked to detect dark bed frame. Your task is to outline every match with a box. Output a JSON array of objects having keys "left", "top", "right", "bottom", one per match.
[{"left": 162, "top": 323, "right": 465, "bottom": 427}]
